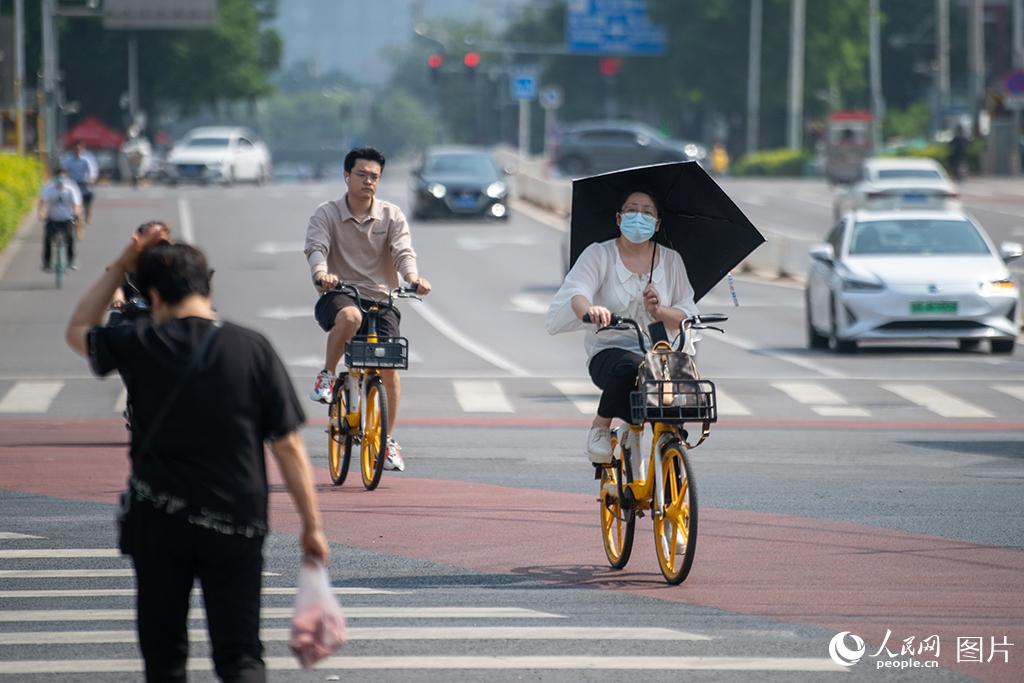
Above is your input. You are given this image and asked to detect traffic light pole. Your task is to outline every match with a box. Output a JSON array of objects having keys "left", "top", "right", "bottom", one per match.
[
  {"left": 13, "top": 0, "right": 25, "bottom": 155},
  {"left": 518, "top": 99, "right": 530, "bottom": 157}
]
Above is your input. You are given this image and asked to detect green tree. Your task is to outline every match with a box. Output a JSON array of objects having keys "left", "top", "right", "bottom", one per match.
[{"left": 15, "top": 0, "right": 281, "bottom": 132}]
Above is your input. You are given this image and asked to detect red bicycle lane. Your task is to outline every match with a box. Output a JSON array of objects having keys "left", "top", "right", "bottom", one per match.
[{"left": 1, "top": 418, "right": 1022, "bottom": 682}]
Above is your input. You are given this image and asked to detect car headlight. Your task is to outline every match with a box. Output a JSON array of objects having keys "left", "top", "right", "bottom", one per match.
[
  {"left": 428, "top": 183, "right": 446, "bottom": 199},
  {"left": 684, "top": 143, "right": 703, "bottom": 159},
  {"left": 980, "top": 278, "right": 1017, "bottom": 295},
  {"left": 485, "top": 181, "right": 507, "bottom": 199},
  {"left": 841, "top": 277, "right": 885, "bottom": 291}
]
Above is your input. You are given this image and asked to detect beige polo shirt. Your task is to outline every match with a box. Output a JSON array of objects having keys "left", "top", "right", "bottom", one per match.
[{"left": 304, "top": 196, "right": 418, "bottom": 297}]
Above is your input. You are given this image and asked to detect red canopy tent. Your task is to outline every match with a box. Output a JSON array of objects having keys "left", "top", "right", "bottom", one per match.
[{"left": 62, "top": 117, "right": 126, "bottom": 150}]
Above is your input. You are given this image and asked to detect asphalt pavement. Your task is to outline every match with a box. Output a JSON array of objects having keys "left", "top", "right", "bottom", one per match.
[{"left": 0, "top": 170, "right": 1021, "bottom": 682}]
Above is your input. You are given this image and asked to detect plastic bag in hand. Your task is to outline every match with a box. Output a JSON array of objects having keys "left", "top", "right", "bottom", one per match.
[{"left": 289, "top": 561, "right": 347, "bottom": 669}]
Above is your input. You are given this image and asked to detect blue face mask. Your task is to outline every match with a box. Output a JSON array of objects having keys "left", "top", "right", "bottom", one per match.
[{"left": 619, "top": 211, "right": 657, "bottom": 243}]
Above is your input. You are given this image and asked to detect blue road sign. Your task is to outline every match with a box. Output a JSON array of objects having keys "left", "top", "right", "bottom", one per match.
[
  {"left": 1005, "top": 70, "right": 1024, "bottom": 96},
  {"left": 511, "top": 72, "right": 537, "bottom": 100},
  {"left": 566, "top": 0, "right": 666, "bottom": 56}
]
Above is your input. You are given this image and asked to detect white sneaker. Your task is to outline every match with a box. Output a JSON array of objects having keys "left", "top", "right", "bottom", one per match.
[
  {"left": 586, "top": 427, "right": 613, "bottom": 465},
  {"left": 383, "top": 438, "right": 405, "bottom": 471},
  {"left": 309, "top": 370, "right": 335, "bottom": 404}
]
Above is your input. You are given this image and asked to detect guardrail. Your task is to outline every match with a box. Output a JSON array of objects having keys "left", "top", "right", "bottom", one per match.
[{"left": 492, "top": 145, "right": 810, "bottom": 281}]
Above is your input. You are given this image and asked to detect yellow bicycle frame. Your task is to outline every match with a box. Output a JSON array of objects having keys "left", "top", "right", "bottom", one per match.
[{"left": 342, "top": 303, "right": 382, "bottom": 428}]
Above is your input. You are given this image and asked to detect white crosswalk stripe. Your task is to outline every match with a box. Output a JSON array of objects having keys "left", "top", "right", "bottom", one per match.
[
  {"left": 551, "top": 380, "right": 600, "bottom": 414},
  {"left": 0, "top": 381, "right": 63, "bottom": 413},
  {"left": 772, "top": 382, "right": 869, "bottom": 417},
  {"left": 453, "top": 380, "right": 515, "bottom": 412},
  {"left": 0, "top": 532, "right": 844, "bottom": 675},
  {"left": 993, "top": 384, "right": 1024, "bottom": 403},
  {"left": 881, "top": 383, "right": 993, "bottom": 418},
  {"left": 712, "top": 387, "right": 751, "bottom": 416}
]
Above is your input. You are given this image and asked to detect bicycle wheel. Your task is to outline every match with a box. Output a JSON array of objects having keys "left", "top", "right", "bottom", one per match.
[
  {"left": 653, "top": 439, "right": 698, "bottom": 585},
  {"left": 327, "top": 377, "right": 354, "bottom": 486},
  {"left": 53, "top": 236, "right": 66, "bottom": 289},
  {"left": 599, "top": 457, "right": 635, "bottom": 569},
  {"left": 359, "top": 374, "right": 389, "bottom": 490}
]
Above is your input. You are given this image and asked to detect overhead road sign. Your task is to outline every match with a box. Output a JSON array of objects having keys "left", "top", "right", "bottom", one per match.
[
  {"left": 103, "top": 0, "right": 218, "bottom": 30},
  {"left": 566, "top": 0, "right": 666, "bottom": 56}
]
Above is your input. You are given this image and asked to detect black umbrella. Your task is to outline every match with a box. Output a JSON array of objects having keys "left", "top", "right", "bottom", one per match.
[{"left": 569, "top": 162, "right": 765, "bottom": 303}]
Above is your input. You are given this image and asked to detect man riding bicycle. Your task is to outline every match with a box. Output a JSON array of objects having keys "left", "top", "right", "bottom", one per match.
[
  {"left": 304, "top": 146, "right": 432, "bottom": 472},
  {"left": 37, "top": 165, "right": 82, "bottom": 272}
]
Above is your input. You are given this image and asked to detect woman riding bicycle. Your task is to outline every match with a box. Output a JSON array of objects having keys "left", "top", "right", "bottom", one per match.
[{"left": 546, "top": 188, "right": 697, "bottom": 465}]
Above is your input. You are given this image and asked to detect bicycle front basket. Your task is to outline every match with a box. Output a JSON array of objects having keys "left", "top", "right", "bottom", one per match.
[
  {"left": 345, "top": 337, "right": 409, "bottom": 369},
  {"left": 630, "top": 379, "right": 717, "bottom": 424}
]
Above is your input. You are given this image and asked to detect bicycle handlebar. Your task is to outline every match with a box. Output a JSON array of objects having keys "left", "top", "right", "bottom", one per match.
[
  {"left": 582, "top": 312, "right": 729, "bottom": 353},
  {"left": 330, "top": 282, "right": 421, "bottom": 315}
]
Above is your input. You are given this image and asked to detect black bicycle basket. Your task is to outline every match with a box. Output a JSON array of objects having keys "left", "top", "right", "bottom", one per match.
[
  {"left": 630, "top": 378, "right": 717, "bottom": 423},
  {"left": 629, "top": 348, "right": 717, "bottom": 423},
  {"left": 345, "top": 336, "right": 409, "bottom": 369}
]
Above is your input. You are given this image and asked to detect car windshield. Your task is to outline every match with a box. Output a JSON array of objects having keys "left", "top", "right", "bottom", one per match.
[
  {"left": 849, "top": 219, "right": 991, "bottom": 256},
  {"left": 424, "top": 153, "right": 497, "bottom": 177},
  {"left": 187, "top": 137, "right": 231, "bottom": 147},
  {"left": 876, "top": 169, "right": 943, "bottom": 180}
]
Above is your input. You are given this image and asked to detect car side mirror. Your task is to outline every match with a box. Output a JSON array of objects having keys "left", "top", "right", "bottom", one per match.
[
  {"left": 809, "top": 244, "right": 835, "bottom": 264},
  {"left": 999, "top": 241, "right": 1024, "bottom": 263}
]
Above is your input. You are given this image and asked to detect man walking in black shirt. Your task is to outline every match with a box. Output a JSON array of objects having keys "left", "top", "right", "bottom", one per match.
[{"left": 66, "top": 229, "right": 329, "bottom": 682}]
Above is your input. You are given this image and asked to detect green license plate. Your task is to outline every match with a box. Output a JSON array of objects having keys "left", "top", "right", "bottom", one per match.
[{"left": 910, "top": 301, "right": 958, "bottom": 314}]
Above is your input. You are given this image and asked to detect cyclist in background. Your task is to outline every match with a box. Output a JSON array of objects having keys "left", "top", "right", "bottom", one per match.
[
  {"left": 303, "top": 146, "right": 432, "bottom": 472},
  {"left": 37, "top": 165, "right": 82, "bottom": 272},
  {"left": 61, "top": 140, "right": 99, "bottom": 236}
]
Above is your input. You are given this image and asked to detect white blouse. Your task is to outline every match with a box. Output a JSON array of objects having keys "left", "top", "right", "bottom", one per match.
[{"left": 546, "top": 238, "right": 698, "bottom": 361}]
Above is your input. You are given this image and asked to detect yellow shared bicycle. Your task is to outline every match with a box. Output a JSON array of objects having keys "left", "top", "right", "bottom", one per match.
[
  {"left": 327, "top": 283, "right": 418, "bottom": 490},
  {"left": 586, "top": 312, "right": 727, "bottom": 585}
]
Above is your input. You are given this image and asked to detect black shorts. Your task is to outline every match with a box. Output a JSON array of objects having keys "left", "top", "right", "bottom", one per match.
[{"left": 314, "top": 291, "right": 401, "bottom": 338}]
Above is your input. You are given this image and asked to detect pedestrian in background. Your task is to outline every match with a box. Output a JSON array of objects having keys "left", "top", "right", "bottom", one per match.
[
  {"left": 949, "top": 124, "right": 969, "bottom": 182},
  {"left": 65, "top": 232, "right": 329, "bottom": 682}
]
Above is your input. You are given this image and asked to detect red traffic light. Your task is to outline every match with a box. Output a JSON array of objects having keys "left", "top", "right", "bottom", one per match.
[
  {"left": 428, "top": 53, "right": 444, "bottom": 69},
  {"left": 599, "top": 57, "right": 622, "bottom": 77},
  {"left": 463, "top": 51, "right": 481, "bottom": 68}
]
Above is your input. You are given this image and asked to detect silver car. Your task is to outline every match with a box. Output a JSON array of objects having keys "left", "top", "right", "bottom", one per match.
[
  {"left": 833, "top": 158, "right": 960, "bottom": 221},
  {"left": 806, "top": 211, "right": 1022, "bottom": 354}
]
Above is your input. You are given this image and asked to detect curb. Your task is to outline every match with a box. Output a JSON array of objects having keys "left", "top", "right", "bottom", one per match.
[{"left": 0, "top": 211, "right": 40, "bottom": 281}]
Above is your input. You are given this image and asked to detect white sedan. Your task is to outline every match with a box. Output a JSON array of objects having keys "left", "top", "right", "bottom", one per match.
[
  {"left": 833, "top": 158, "right": 960, "bottom": 220},
  {"left": 806, "top": 210, "right": 1022, "bottom": 354},
  {"left": 163, "top": 126, "right": 271, "bottom": 185}
]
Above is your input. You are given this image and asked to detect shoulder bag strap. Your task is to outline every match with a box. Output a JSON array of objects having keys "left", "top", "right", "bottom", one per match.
[{"left": 135, "top": 322, "right": 220, "bottom": 458}]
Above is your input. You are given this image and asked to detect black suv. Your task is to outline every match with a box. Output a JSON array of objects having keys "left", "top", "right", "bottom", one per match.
[{"left": 552, "top": 121, "right": 707, "bottom": 176}]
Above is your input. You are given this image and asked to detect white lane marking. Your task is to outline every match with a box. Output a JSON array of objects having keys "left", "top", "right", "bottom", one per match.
[
  {"left": 456, "top": 234, "right": 539, "bottom": 251},
  {"left": 0, "top": 586, "right": 400, "bottom": 599},
  {"left": 0, "top": 569, "right": 279, "bottom": 578},
  {"left": 258, "top": 306, "right": 311, "bottom": 320},
  {"left": 772, "top": 381, "right": 869, "bottom": 417},
  {"left": 176, "top": 197, "right": 195, "bottom": 243},
  {"left": 0, "top": 626, "right": 707, "bottom": 646},
  {"left": 0, "top": 606, "right": 561, "bottom": 623},
  {"left": 0, "top": 532, "right": 43, "bottom": 540},
  {"left": 507, "top": 294, "right": 549, "bottom": 314},
  {"left": 453, "top": 381, "right": 515, "bottom": 413},
  {"left": 0, "top": 548, "right": 119, "bottom": 559},
  {"left": 0, "top": 656, "right": 845, "bottom": 674},
  {"left": 552, "top": 380, "right": 600, "bottom": 415},
  {"left": 0, "top": 382, "right": 64, "bottom": 413},
  {"left": 993, "top": 384, "right": 1024, "bottom": 402},
  {"left": 713, "top": 387, "right": 751, "bottom": 416},
  {"left": 113, "top": 388, "right": 127, "bottom": 414},
  {"left": 253, "top": 241, "right": 304, "bottom": 254},
  {"left": 882, "top": 384, "right": 993, "bottom": 418},
  {"left": 715, "top": 334, "right": 848, "bottom": 379},
  {"left": 410, "top": 301, "right": 530, "bottom": 377}
]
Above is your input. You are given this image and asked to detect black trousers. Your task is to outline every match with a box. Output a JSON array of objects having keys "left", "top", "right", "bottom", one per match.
[
  {"left": 128, "top": 503, "right": 266, "bottom": 683},
  {"left": 588, "top": 347, "right": 643, "bottom": 422},
  {"left": 42, "top": 220, "right": 75, "bottom": 267}
]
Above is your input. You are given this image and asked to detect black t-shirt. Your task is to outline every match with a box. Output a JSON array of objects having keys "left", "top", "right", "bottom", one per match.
[{"left": 88, "top": 316, "right": 304, "bottom": 529}]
